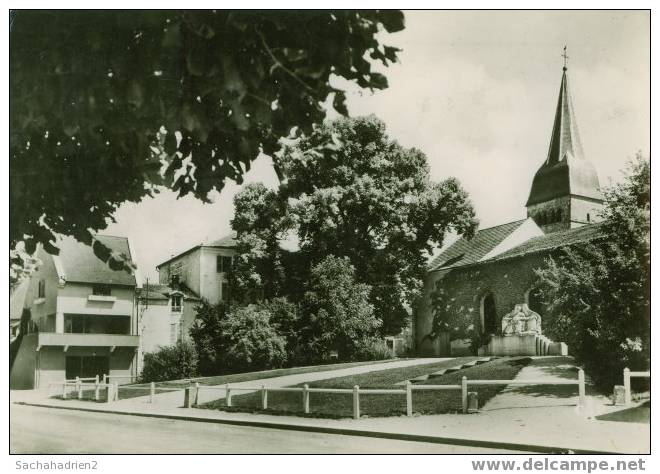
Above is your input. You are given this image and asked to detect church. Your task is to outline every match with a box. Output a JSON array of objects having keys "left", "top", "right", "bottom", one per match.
[{"left": 415, "top": 59, "right": 607, "bottom": 357}]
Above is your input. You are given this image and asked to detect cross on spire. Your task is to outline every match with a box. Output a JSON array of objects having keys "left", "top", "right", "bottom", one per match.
[{"left": 561, "top": 46, "right": 569, "bottom": 71}]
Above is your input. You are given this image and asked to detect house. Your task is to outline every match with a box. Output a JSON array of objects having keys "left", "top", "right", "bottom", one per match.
[
  {"left": 415, "top": 62, "right": 606, "bottom": 356},
  {"left": 136, "top": 283, "right": 200, "bottom": 358},
  {"left": 155, "top": 234, "right": 237, "bottom": 306},
  {"left": 10, "top": 235, "right": 140, "bottom": 389}
]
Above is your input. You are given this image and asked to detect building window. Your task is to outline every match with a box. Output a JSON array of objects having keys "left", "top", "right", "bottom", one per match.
[
  {"left": 171, "top": 295, "right": 182, "bottom": 313},
  {"left": 38, "top": 280, "right": 45, "bottom": 298},
  {"left": 217, "top": 255, "right": 233, "bottom": 274},
  {"left": 587, "top": 213, "right": 591, "bottom": 222},
  {"left": 92, "top": 284, "right": 112, "bottom": 296},
  {"left": 221, "top": 281, "right": 230, "bottom": 303}
]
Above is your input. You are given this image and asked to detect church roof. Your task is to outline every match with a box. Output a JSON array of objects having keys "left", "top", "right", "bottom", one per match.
[
  {"left": 429, "top": 219, "right": 527, "bottom": 272},
  {"left": 526, "top": 67, "right": 603, "bottom": 206},
  {"left": 489, "top": 222, "right": 606, "bottom": 261}
]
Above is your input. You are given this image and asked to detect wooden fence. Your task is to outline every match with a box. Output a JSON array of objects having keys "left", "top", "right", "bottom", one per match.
[
  {"left": 184, "top": 369, "right": 586, "bottom": 419},
  {"left": 623, "top": 367, "right": 651, "bottom": 405}
]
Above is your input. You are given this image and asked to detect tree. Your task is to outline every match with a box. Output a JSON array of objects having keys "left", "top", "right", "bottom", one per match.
[
  {"left": 218, "top": 305, "right": 288, "bottom": 373},
  {"left": 140, "top": 341, "right": 198, "bottom": 383},
  {"left": 10, "top": 10, "right": 404, "bottom": 282},
  {"left": 535, "top": 155, "right": 650, "bottom": 388},
  {"left": 189, "top": 300, "right": 287, "bottom": 374},
  {"left": 231, "top": 115, "right": 477, "bottom": 334},
  {"left": 188, "top": 301, "right": 228, "bottom": 376},
  {"left": 300, "top": 256, "right": 381, "bottom": 361}
]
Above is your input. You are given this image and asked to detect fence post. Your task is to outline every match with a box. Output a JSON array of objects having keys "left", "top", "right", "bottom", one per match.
[
  {"left": 184, "top": 387, "right": 192, "bottom": 408},
  {"left": 149, "top": 382, "right": 155, "bottom": 403},
  {"left": 302, "top": 384, "right": 310, "bottom": 414},
  {"left": 261, "top": 385, "right": 268, "bottom": 410},
  {"left": 461, "top": 376, "right": 468, "bottom": 414},
  {"left": 406, "top": 380, "right": 413, "bottom": 417},
  {"left": 623, "top": 367, "right": 631, "bottom": 405},
  {"left": 62, "top": 382, "right": 67, "bottom": 400},
  {"left": 353, "top": 385, "right": 360, "bottom": 420},
  {"left": 95, "top": 374, "right": 99, "bottom": 385},
  {"left": 103, "top": 374, "right": 107, "bottom": 385},
  {"left": 226, "top": 384, "right": 232, "bottom": 407},
  {"left": 578, "top": 368, "right": 586, "bottom": 409},
  {"left": 113, "top": 382, "right": 119, "bottom": 402},
  {"left": 194, "top": 382, "right": 200, "bottom": 406},
  {"left": 94, "top": 381, "right": 100, "bottom": 401},
  {"left": 76, "top": 377, "right": 82, "bottom": 399},
  {"left": 104, "top": 384, "right": 112, "bottom": 403}
]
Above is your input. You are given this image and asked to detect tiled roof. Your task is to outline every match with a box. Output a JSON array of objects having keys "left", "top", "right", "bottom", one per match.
[
  {"left": 58, "top": 235, "right": 136, "bottom": 286},
  {"left": 137, "top": 283, "right": 200, "bottom": 301},
  {"left": 207, "top": 233, "right": 237, "bottom": 247},
  {"left": 156, "top": 232, "right": 237, "bottom": 269},
  {"left": 428, "top": 220, "right": 527, "bottom": 271},
  {"left": 489, "top": 223, "right": 606, "bottom": 262}
]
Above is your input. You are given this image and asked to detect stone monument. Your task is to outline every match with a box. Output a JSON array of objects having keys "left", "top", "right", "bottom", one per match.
[{"left": 479, "top": 303, "right": 567, "bottom": 356}]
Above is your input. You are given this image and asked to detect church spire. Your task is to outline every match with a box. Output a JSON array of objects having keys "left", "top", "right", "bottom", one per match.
[
  {"left": 545, "top": 51, "right": 585, "bottom": 166},
  {"left": 525, "top": 50, "right": 603, "bottom": 232}
]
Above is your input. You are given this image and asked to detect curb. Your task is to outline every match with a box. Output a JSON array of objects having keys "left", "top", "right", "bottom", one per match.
[{"left": 14, "top": 401, "right": 618, "bottom": 454}]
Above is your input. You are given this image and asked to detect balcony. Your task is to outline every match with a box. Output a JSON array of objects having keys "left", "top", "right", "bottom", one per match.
[{"left": 37, "top": 332, "right": 139, "bottom": 351}]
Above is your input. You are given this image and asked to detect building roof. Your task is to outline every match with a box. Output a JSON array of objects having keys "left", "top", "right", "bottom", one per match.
[
  {"left": 429, "top": 220, "right": 527, "bottom": 271},
  {"left": 57, "top": 235, "right": 136, "bottom": 286},
  {"left": 136, "top": 282, "right": 200, "bottom": 301},
  {"left": 526, "top": 68, "right": 603, "bottom": 206},
  {"left": 489, "top": 222, "right": 606, "bottom": 262},
  {"left": 156, "top": 232, "right": 237, "bottom": 269}
]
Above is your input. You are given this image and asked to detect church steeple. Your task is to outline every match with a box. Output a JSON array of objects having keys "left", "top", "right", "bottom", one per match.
[{"left": 526, "top": 50, "right": 603, "bottom": 233}]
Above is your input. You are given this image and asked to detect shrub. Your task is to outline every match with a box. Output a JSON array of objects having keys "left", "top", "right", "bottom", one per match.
[
  {"left": 140, "top": 341, "right": 198, "bottom": 383},
  {"left": 352, "top": 337, "right": 394, "bottom": 361},
  {"left": 220, "top": 305, "right": 288, "bottom": 373}
]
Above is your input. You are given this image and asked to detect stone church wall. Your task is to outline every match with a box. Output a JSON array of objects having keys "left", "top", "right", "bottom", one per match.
[{"left": 415, "top": 252, "right": 550, "bottom": 357}]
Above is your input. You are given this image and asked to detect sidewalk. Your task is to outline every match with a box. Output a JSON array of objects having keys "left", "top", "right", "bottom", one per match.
[{"left": 11, "top": 357, "right": 649, "bottom": 454}]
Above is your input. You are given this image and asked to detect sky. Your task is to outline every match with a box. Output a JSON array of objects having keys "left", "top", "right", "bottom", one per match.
[{"left": 105, "top": 10, "right": 650, "bottom": 281}]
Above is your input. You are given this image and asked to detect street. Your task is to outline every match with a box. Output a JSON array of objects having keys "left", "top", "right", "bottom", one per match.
[{"left": 10, "top": 404, "right": 519, "bottom": 454}]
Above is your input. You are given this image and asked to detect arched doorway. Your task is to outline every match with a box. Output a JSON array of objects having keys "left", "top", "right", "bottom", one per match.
[
  {"left": 480, "top": 292, "right": 498, "bottom": 334},
  {"left": 527, "top": 287, "right": 544, "bottom": 315}
]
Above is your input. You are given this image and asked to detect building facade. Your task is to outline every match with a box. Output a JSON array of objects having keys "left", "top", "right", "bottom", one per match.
[
  {"left": 155, "top": 234, "right": 237, "bottom": 306},
  {"left": 416, "top": 63, "right": 606, "bottom": 356},
  {"left": 10, "top": 235, "right": 140, "bottom": 389}
]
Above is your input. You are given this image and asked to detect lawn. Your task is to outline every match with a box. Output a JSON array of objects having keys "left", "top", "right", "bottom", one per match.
[
  {"left": 198, "top": 356, "right": 531, "bottom": 418},
  {"left": 104, "top": 358, "right": 410, "bottom": 401}
]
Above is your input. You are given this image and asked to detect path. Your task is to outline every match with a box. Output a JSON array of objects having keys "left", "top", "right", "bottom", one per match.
[{"left": 117, "top": 357, "right": 450, "bottom": 408}]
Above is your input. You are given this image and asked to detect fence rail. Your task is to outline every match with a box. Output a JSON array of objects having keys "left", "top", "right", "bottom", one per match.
[
  {"left": 623, "top": 367, "right": 651, "bottom": 405},
  {"left": 49, "top": 368, "right": 587, "bottom": 419},
  {"left": 184, "top": 369, "right": 586, "bottom": 418}
]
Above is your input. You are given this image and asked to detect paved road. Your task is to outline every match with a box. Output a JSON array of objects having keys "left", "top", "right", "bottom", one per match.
[{"left": 10, "top": 404, "right": 516, "bottom": 454}]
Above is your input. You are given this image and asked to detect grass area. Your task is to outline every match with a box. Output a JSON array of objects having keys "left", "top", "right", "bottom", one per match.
[
  {"left": 198, "top": 356, "right": 531, "bottom": 418},
  {"left": 95, "top": 358, "right": 408, "bottom": 401}
]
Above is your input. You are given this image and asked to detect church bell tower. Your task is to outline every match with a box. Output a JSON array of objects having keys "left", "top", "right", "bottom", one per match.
[{"left": 526, "top": 48, "right": 604, "bottom": 233}]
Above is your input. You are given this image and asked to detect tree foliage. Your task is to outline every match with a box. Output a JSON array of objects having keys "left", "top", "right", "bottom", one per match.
[
  {"left": 10, "top": 10, "right": 404, "bottom": 280},
  {"left": 189, "top": 300, "right": 287, "bottom": 375},
  {"left": 535, "top": 155, "right": 650, "bottom": 388},
  {"left": 300, "top": 256, "right": 381, "bottom": 361},
  {"left": 231, "top": 115, "right": 477, "bottom": 334},
  {"left": 140, "top": 340, "right": 198, "bottom": 383}
]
